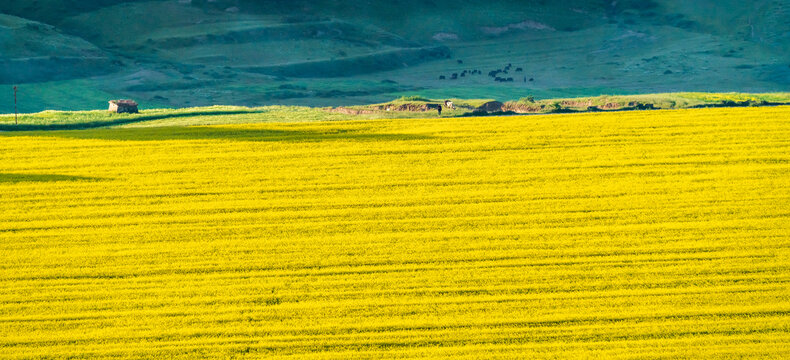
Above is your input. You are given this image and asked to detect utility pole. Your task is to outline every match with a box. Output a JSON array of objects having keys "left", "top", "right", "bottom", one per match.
[{"left": 13, "top": 86, "right": 18, "bottom": 125}]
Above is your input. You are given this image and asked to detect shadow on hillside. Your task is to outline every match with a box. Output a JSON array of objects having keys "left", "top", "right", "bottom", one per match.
[
  {"left": 0, "top": 109, "right": 265, "bottom": 131},
  {"left": 0, "top": 173, "right": 106, "bottom": 184},
  {"left": 0, "top": 126, "right": 434, "bottom": 142}
]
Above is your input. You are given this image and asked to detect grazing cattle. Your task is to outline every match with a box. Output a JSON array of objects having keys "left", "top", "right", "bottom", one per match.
[
  {"left": 444, "top": 100, "right": 455, "bottom": 109},
  {"left": 457, "top": 59, "right": 464, "bottom": 64},
  {"left": 451, "top": 73, "right": 458, "bottom": 79},
  {"left": 507, "top": 77, "right": 514, "bottom": 82},
  {"left": 529, "top": 78, "right": 534, "bottom": 82},
  {"left": 439, "top": 75, "right": 446, "bottom": 80},
  {"left": 515, "top": 67, "right": 523, "bottom": 72}
]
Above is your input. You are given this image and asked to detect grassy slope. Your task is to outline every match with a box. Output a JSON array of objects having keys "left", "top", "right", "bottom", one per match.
[
  {"left": 503, "top": 92, "right": 790, "bottom": 112},
  {"left": 2, "top": 93, "right": 789, "bottom": 130},
  {"left": 3, "top": 1, "right": 789, "bottom": 112},
  {"left": 1, "top": 106, "right": 789, "bottom": 358},
  {"left": 0, "top": 14, "right": 113, "bottom": 84},
  {"left": 0, "top": 105, "right": 429, "bottom": 131}
]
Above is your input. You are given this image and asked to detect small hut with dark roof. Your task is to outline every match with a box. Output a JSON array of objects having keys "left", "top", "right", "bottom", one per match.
[{"left": 108, "top": 100, "right": 138, "bottom": 113}]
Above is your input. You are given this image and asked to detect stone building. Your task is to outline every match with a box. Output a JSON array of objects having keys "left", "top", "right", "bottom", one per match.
[{"left": 108, "top": 100, "right": 138, "bottom": 113}]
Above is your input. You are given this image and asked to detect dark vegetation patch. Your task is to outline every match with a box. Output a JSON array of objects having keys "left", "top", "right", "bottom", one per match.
[
  {"left": 0, "top": 109, "right": 265, "bottom": 131},
  {"left": 0, "top": 0, "right": 137, "bottom": 24},
  {"left": 0, "top": 173, "right": 105, "bottom": 183},
  {"left": 241, "top": 46, "right": 451, "bottom": 77},
  {"left": 3, "top": 126, "right": 434, "bottom": 143},
  {"left": 125, "top": 81, "right": 219, "bottom": 92},
  {"left": 0, "top": 57, "right": 115, "bottom": 84},
  {"left": 152, "top": 21, "right": 414, "bottom": 50}
]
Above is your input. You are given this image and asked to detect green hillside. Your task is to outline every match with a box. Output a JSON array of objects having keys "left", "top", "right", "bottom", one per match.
[
  {"left": 3, "top": 93, "right": 789, "bottom": 131},
  {"left": 0, "top": 0, "right": 788, "bottom": 113},
  {"left": 0, "top": 14, "right": 114, "bottom": 84}
]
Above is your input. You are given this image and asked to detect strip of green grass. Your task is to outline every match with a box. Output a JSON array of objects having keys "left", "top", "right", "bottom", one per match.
[
  {"left": 509, "top": 92, "right": 790, "bottom": 112},
  {"left": 2, "top": 92, "right": 789, "bottom": 130}
]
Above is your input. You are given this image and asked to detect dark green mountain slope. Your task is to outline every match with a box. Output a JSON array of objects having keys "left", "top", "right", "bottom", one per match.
[{"left": 1, "top": 0, "right": 788, "bottom": 112}]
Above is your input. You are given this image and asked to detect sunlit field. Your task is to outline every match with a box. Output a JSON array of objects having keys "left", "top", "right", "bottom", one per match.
[{"left": 1, "top": 106, "right": 789, "bottom": 358}]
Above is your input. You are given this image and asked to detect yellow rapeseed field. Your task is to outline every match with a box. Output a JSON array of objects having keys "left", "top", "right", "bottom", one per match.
[{"left": 1, "top": 106, "right": 789, "bottom": 358}]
